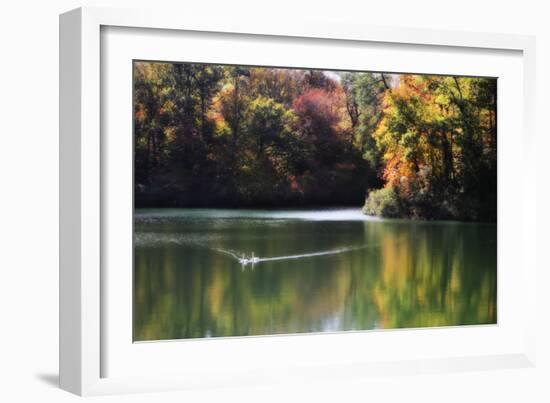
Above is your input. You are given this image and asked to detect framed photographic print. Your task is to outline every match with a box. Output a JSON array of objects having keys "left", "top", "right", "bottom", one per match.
[
  {"left": 60, "top": 6, "right": 537, "bottom": 396},
  {"left": 132, "top": 60, "right": 498, "bottom": 342}
]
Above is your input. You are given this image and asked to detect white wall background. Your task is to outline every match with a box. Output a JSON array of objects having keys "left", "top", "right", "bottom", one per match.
[{"left": 0, "top": 0, "right": 548, "bottom": 401}]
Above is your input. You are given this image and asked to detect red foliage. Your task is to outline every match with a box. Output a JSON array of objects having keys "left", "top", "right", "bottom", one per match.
[{"left": 292, "top": 88, "right": 340, "bottom": 141}]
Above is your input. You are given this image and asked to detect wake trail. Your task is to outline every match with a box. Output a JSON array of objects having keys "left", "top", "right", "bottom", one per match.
[
  {"left": 257, "top": 245, "right": 366, "bottom": 262},
  {"left": 212, "top": 248, "right": 243, "bottom": 261},
  {"left": 135, "top": 232, "right": 379, "bottom": 266},
  {"left": 212, "top": 244, "right": 372, "bottom": 266}
]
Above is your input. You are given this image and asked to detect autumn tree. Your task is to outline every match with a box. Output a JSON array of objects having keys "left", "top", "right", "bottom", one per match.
[
  {"left": 133, "top": 62, "right": 172, "bottom": 184},
  {"left": 365, "top": 75, "right": 497, "bottom": 221}
]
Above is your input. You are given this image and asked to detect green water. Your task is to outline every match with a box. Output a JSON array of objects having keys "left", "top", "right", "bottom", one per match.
[{"left": 133, "top": 208, "right": 496, "bottom": 341}]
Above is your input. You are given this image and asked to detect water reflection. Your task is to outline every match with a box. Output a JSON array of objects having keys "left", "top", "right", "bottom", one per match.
[{"left": 133, "top": 209, "right": 496, "bottom": 341}]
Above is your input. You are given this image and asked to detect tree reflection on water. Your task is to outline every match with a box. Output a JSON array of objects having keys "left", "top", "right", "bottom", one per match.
[{"left": 133, "top": 209, "right": 496, "bottom": 341}]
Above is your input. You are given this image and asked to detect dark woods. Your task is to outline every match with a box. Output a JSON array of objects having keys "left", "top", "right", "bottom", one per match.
[{"left": 134, "top": 62, "right": 497, "bottom": 222}]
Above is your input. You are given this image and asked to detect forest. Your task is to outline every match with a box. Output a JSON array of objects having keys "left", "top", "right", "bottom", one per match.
[{"left": 134, "top": 62, "right": 497, "bottom": 222}]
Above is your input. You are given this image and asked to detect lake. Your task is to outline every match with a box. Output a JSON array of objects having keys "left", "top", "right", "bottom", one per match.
[{"left": 133, "top": 208, "right": 497, "bottom": 341}]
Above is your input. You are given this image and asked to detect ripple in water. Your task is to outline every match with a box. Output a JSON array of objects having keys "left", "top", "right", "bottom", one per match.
[{"left": 135, "top": 232, "right": 374, "bottom": 267}]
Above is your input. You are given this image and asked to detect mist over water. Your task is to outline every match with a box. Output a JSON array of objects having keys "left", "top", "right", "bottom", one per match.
[
  {"left": 135, "top": 207, "right": 381, "bottom": 222},
  {"left": 134, "top": 208, "right": 497, "bottom": 341}
]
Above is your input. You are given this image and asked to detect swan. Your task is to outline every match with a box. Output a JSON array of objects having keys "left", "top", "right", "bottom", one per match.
[{"left": 239, "top": 252, "right": 260, "bottom": 266}]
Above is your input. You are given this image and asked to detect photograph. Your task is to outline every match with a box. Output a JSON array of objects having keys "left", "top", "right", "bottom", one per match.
[{"left": 132, "top": 61, "right": 497, "bottom": 341}]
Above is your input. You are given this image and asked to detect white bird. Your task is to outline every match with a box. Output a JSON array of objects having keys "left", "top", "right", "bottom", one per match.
[{"left": 239, "top": 252, "right": 260, "bottom": 266}]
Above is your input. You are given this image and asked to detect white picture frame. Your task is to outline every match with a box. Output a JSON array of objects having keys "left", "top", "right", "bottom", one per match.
[{"left": 60, "top": 6, "right": 537, "bottom": 396}]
